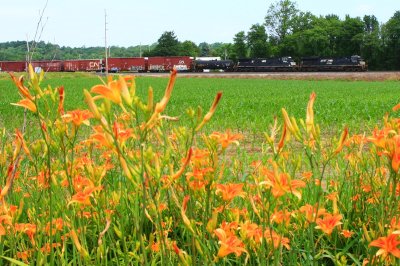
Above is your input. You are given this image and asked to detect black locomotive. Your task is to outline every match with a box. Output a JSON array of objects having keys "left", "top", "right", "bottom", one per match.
[
  {"left": 300, "top": 55, "right": 367, "bottom": 71},
  {"left": 190, "top": 55, "right": 367, "bottom": 72},
  {"left": 234, "top": 57, "right": 297, "bottom": 72}
]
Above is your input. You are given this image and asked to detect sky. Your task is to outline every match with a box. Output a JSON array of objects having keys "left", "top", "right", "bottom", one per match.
[{"left": 0, "top": 0, "right": 398, "bottom": 48}]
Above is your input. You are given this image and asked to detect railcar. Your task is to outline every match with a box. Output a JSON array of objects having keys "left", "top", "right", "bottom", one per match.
[
  {"left": 106, "top": 57, "right": 146, "bottom": 72},
  {"left": 192, "top": 59, "right": 234, "bottom": 72},
  {"left": 147, "top": 56, "right": 192, "bottom": 72},
  {"left": 63, "top": 59, "right": 103, "bottom": 72},
  {"left": 0, "top": 61, "right": 26, "bottom": 72},
  {"left": 31, "top": 60, "right": 63, "bottom": 72}
]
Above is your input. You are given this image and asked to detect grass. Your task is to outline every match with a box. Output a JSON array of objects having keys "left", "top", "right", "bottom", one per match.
[{"left": 1, "top": 73, "right": 399, "bottom": 135}]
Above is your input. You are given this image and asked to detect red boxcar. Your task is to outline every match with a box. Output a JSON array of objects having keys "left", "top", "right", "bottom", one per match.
[
  {"left": 31, "top": 60, "right": 63, "bottom": 72},
  {"left": 147, "top": 56, "right": 193, "bottom": 72},
  {"left": 0, "top": 61, "right": 26, "bottom": 72},
  {"left": 64, "top": 59, "right": 102, "bottom": 72},
  {"left": 107, "top": 57, "right": 146, "bottom": 72}
]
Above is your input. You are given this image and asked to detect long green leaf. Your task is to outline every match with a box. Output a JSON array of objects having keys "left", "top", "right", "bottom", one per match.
[{"left": 0, "top": 256, "right": 29, "bottom": 266}]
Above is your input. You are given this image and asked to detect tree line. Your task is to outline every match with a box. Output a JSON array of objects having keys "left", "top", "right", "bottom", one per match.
[{"left": 1, "top": 0, "right": 399, "bottom": 70}]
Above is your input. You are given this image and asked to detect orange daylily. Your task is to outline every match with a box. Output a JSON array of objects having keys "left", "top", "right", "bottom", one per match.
[
  {"left": 14, "top": 223, "right": 37, "bottom": 244},
  {"left": 91, "top": 78, "right": 123, "bottom": 104},
  {"left": 9, "top": 72, "right": 38, "bottom": 113},
  {"left": 69, "top": 186, "right": 102, "bottom": 206},
  {"left": 185, "top": 167, "right": 213, "bottom": 190},
  {"left": 14, "top": 128, "right": 30, "bottom": 159},
  {"left": 220, "top": 221, "right": 239, "bottom": 233},
  {"left": 40, "top": 243, "right": 62, "bottom": 254},
  {"left": 72, "top": 175, "right": 95, "bottom": 192},
  {"left": 260, "top": 170, "right": 306, "bottom": 199},
  {"left": 45, "top": 218, "right": 65, "bottom": 235},
  {"left": 301, "top": 171, "right": 313, "bottom": 181},
  {"left": 341, "top": 230, "right": 354, "bottom": 238},
  {"left": 151, "top": 242, "right": 160, "bottom": 252},
  {"left": 299, "top": 204, "right": 326, "bottom": 223},
  {"left": 16, "top": 250, "right": 31, "bottom": 262},
  {"left": 190, "top": 148, "right": 210, "bottom": 167},
  {"left": 369, "top": 233, "right": 400, "bottom": 258},
  {"left": 240, "top": 221, "right": 263, "bottom": 243},
  {"left": 11, "top": 98, "right": 37, "bottom": 113},
  {"left": 0, "top": 215, "right": 12, "bottom": 236},
  {"left": 90, "top": 125, "right": 114, "bottom": 149},
  {"left": 210, "top": 130, "right": 243, "bottom": 149},
  {"left": 112, "top": 121, "right": 135, "bottom": 142},
  {"left": 326, "top": 192, "right": 338, "bottom": 201},
  {"left": 270, "top": 209, "right": 292, "bottom": 226},
  {"left": 215, "top": 183, "right": 245, "bottom": 201},
  {"left": 315, "top": 213, "right": 343, "bottom": 235},
  {"left": 9, "top": 73, "right": 33, "bottom": 100},
  {"left": 214, "top": 228, "right": 247, "bottom": 257},
  {"left": 62, "top": 109, "right": 93, "bottom": 126},
  {"left": 367, "top": 127, "right": 391, "bottom": 149},
  {"left": 265, "top": 229, "right": 291, "bottom": 250}
]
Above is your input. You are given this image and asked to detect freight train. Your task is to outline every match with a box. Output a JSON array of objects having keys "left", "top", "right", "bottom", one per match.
[{"left": 0, "top": 55, "right": 367, "bottom": 73}]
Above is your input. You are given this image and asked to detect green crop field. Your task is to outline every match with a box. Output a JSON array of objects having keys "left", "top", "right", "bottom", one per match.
[{"left": 1, "top": 72, "right": 399, "bottom": 134}]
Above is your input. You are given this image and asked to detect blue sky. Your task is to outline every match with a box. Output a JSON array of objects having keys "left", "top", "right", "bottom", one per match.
[{"left": 0, "top": 0, "right": 398, "bottom": 47}]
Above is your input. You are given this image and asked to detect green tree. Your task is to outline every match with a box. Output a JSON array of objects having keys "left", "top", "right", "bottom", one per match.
[
  {"left": 282, "top": 11, "right": 318, "bottom": 57},
  {"left": 362, "top": 15, "right": 382, "bottom": 69},
  {"left": 324, "top": 15, "right": 343, "bottom": 56},
  {"left": 180, "top": 41, "right": 200, "bottom": 56},
  {"left": 382, "top": 11, "right": 400, "bottom": 69},
  {"left": 247, "top": 24, "right": 270, "bottom": 58},
  {"left": 291, "top": 11, "right": 317, "bottom": 34},
  {"left": 337, "top": 16, "right": 364, "bottom": 56},
  {"left": 198, "top": 42, "right": 211, "bottom": 56},
  {"left": 232, "top": 31, "right": 248, "bottom": 59},
  {"left": 152, "top": 31, "right": 181, "bottom": 56},
  {"left": 212, "top": 43, "right": 233, "bottom": 59},
  {"left": 284, "top": 24, "right": 330, "bottom": 57},
  {"left": 264, "top": 0, "right": 299, "bottom": 45}
]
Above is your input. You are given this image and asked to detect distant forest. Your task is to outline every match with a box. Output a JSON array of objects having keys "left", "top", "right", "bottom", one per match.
[{"left": 1, "top": 0, "right": 400, "bottom": 70}]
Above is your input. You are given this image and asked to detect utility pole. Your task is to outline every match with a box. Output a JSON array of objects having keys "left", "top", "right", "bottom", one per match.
[{"left": 104, "top": 10, "right": 108, "bottom": 75}]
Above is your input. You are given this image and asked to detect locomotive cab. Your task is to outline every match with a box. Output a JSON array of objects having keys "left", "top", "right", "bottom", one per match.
[{"left": 351, "top": 55, "right": 367, "bottom": 71}]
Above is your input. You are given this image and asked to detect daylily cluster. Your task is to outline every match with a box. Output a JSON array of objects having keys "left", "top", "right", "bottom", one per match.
[{"left": 1, "top": 66, "right": 400, "bottom": 265}]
